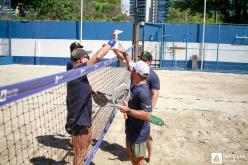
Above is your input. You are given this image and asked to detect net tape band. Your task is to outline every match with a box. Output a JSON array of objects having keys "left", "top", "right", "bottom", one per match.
[
  {"left": 85, "top": 109, "right": 117, "bottom": 165},
  {"left": 0, "top": 57, "right": 118, "bottom": 107}
]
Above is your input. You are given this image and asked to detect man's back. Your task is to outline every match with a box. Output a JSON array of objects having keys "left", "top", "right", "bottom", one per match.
[
  {"left": 147, "top": 68, "right": 160, "bottom": 91},
  {"left": 66, "top": 63, "right": 92, "bottom": 127}
]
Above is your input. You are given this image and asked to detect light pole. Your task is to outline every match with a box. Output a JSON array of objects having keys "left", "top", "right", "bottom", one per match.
[
  {"left": 201, "top": 0, "right": 207, "bottom": 70},
  {"left": 80, "top": 0, "right": 83, "bottom": 44}
]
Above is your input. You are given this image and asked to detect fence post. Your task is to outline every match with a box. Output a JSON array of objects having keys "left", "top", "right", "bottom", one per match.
[
  {"left": 159, "top": 22, "right": 165, "bottom": 68},
  {"left": 216, "top": 23, "right": 220, "bottom": 70},
  {"left": 184, "top": 23, "right": 189, "bottom": 69}
]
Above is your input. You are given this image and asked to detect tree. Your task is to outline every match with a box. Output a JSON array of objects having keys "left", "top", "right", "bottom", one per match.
[
  {"left": 169, "top": 0, "right": 248, "bottom": 24},
  {"left": 11, "top": 0, "right": 129, "bottom": 21},
  {"left": 12, "top": 0, "right": 80, "bottom": 20},
  {"left": 84, "top": 0, "right": 125, "bottom": 21}
]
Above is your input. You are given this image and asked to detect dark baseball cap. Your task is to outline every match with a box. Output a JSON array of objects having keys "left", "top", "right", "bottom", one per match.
[
  {"left": 139, "top": 51, "right": 153, "bottom": 61},
  {"left": 71, "top": 48, "right": 89, "bottom": 61},
  {"left": 70, "top": 42, "right": 83, "bottom": 53}
]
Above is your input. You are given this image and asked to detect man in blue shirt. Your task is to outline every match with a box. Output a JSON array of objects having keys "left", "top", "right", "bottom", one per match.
[
  {"left": 138, "top": 51, "right": 160, "bottom": 162},
  {"left": 113, "top": 48, "right": 160, "bottom": 162},
  {"left": 67, "top": 42, "right": 86, "bottom": 71},
  {"left": 66, "top": 38, "right": 117, "bottom": 165},
  {"left": 118, "top": 60, "right": 152, "bottom": 165}
]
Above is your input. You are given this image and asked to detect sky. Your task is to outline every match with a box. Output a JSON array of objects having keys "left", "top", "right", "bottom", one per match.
[{"left": 121, "top": 0, "right": 130, "bottom": 14}]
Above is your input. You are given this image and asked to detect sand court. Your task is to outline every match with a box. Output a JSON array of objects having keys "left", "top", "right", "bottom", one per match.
[{"left": 0, "top": 64, "right": 247, "bottom": 165}]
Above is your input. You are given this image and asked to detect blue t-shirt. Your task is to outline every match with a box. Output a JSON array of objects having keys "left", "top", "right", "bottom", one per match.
[
  {"left": 66, "top": 63, "right": 92, "bottom": 127},
  {"left": 147, "top": 68, "right": 160, "bottom": 90},
  {"left": 126, "top": 84, "right": 152, "bottom": 143},
  {"left": 66, "top": 61, "right": 73, "bottom": 71}
]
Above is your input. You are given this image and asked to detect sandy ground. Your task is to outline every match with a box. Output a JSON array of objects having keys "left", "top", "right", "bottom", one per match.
[
  {"left": 0, "top": 64, "right": 65, "bottom": 86},
  {"left": 0, "top": 64, "right": 248, "bottom": 165}
]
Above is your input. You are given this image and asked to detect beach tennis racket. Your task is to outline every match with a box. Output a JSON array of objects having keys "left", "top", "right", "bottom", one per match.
[
  {"left": 111, "top": 83, "right": 129, "bottom": 105},
  {"left": 92, "top": 91, "right": 108, "bottom": 107},
  {"left": 92, "top": 83, "right": 130, "bottom": 107},
  {"left": 149, "top": 115, "right": 165, "bottom": 125}
]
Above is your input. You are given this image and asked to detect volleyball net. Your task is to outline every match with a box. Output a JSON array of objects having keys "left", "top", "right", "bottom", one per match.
[{"left": 0, "top": 57, "right": 130, "bottom": 164}]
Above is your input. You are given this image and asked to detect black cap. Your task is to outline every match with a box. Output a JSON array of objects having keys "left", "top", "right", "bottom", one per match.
[
  {"left": 70, "top": 42, "right": 83, "bottom": 53},
  {"left": 71, "top": 48, "right": 89, "bottom": 61},
  {"left": 140, "top": 51, "right": 152, "bottom": 61}
]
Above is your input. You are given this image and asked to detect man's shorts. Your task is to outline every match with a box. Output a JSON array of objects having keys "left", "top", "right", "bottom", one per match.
[
  {"left": 126, "top": 138, "right": 146, "bottom": 157},
  {"left": 65, "top": 124, "right": 90, "bottom": 136}
]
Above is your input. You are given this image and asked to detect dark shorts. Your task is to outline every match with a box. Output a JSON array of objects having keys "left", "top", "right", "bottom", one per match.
[{"left": 65, "top": 124, "right": 90, "bottom": 136}]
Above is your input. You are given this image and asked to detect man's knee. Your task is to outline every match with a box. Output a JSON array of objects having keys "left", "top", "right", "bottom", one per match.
[
  {"left": 132, "top": 156, "right": 145, "bottom": 165},
  {"left": 148, "top": 135, "right": 153, "bottom": 141}
]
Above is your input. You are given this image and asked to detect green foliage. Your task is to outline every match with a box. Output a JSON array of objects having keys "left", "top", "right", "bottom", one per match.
[
  {"left": 84, "top": 0, "right": 125, "bottom": 21},
  {"left": 168, "top": 0, "right": 248, "bottom": 24},
  {"left": 167, "top": 8, "right": 223, "bottom": 24},
  {"left": 10, "top": 0, "right": 129, "bottom": 21}
]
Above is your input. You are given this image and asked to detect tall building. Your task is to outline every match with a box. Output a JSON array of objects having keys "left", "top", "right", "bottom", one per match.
[
  {"left": 129, "top": 0, "right": 147, "bottom": 22},
  {"left": 130, "top": 0, "right": 169, "bottom": 22}
]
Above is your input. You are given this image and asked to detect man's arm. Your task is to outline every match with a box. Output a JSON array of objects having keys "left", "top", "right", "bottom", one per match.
[
  {"left": 87, "top": 40, "right": 115, "bottom": 65},
  {"left": 148, "top": 71, "right": 160, "bottom": 109},
  {"left": 118, "top": 103, "right": 151, "bottom": 121},
  {"left": 112, "top": 48, "right": 133, "bottom": 71},
  {"left": 151, "top": 89, "right": 159, "bottom": 109},
  {"left": 87, "top": 30, "right": 123, "bottom": 65},
  {"left": 118, "top": 100, "right": 152, "bottom": 121},
  {"left": 112, "top": 49, "right": 127, "bottom": 66},
  {"left": 127, "top": 108, "right": 152, "bottom": 121}
]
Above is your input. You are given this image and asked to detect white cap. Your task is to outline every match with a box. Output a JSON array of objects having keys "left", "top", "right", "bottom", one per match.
[
  {"left": 114, "top": 29, "right": 123, "bottom": 35},
  {"left": 129, "top": 60, "right": 150, "bottom": 78}
]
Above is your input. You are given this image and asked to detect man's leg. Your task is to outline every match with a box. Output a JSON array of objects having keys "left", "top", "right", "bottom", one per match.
[
  {"left": 72, "top": 127, "right": 92, "bottom": 165},
  {"left": 126, "top": 138, "right": 136, "bottom": 165},
  {"left": 132, "top": 156, "right": 145, "bottom": 165},
  {"left": 127, "top": 144, "right": 144, "bottom": 165},
  {"left": 127, "top": 139, "right": 146, "bottom": 165},
  {"left": 146, "top": 135, "right": 153, "bottom": 162}
]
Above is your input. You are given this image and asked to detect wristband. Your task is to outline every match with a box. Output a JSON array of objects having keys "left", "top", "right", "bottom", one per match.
[{"left": 108, "top": 39, "right": 116, "bottom": 47}]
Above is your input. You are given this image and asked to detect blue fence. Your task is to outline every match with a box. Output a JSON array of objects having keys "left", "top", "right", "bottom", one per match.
[
  {"left": 143, "top": 23, "right": 248, "bottom": 73},
  {"left": 0, "top": 20, "right": 247, "bottom": 44},
  {"left": 0, "top": 20, "right": 248, "bottom": 73}
]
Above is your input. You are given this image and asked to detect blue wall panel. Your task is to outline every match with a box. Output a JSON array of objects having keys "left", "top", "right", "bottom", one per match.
[
  {"left": 204, "top": 25, "right": 219, "bottom": 43},
  {"left": 13, "top": 56, "right": 36, "bottom": 64},
  {"left": 1, "top": 20, "right": 247, "bottom": 44},
  {"left": 0, "top": 56, "right": 13, "bottom": 64},
  {"left": 143, "top": 24, "right": 162, "bottom": 41},
  {"left": 83, "top": 22, "right": 133, "bottom": 41},
  {"left": 9, "top": 21, "right": 133, "bottom": 40},
  {"left": 11, "top": 21, "right": 79, "bottom": 39},
  {"left": 223, "top": 25, "right": 248, "bottom": 45},
  {"left": 0, "top": 20, "right": 10, "bottom": 38}
]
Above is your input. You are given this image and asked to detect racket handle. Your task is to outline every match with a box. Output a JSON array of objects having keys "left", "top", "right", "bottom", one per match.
[{"left": 123, "top": 113, "right": 128, "bottom": 119}]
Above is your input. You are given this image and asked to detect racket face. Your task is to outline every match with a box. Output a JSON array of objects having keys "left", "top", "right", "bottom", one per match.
[
  {"left": 112, "top": 83, "right": 129, "bottom": 105},
  {"left": 149, "top": 115, "right": 164, "bottom": 125},
  {"left": 92, "top": 91, "right": 108, "bottom": 106}
]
